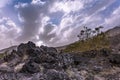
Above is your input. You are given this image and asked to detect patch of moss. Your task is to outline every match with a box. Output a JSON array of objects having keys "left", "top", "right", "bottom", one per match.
[{"left": 64, "top": 33, "right": 110, "bottom": 53}]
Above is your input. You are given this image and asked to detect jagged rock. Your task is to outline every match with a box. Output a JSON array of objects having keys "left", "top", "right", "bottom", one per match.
[
  {"left": 73, "top": 53, "right": 90, "bottom": 67},
  {"left": 0, "top": 63, "right": 14, "bottom": 73},
  {"left": 20, "top": 60, "right": 40, "bottom": 74},
  {"left": 0, "top": 73, "right": 17, "bottom": 80},
  {"left": 41, "top": 62, "right": 62, "bottom": 70},
  {"left": 3, "top": 50, "right": 16, "bottom": 62},
  {"left": 14, "top": 63, "right": 25, "bottom": 72},
  {"left": 17, "top": 43, "right": 27, "bottom": 57},
  {"left": 30, "top": 73, "right": 47, "bottom": 80},
  {"left": 58, "top": 53, "right": 73, "bottom": 69},
  {"left": 99, "top": 48, "right": 110, "bottom": 57},
  {"left": 40, "top": 45, "right": 57, "bottom": 53},
  {"left": 33, "top": 53, "right": 57, "bottom": 64},
  {"left": 17, "top": 41, "right": 36, "bottom": 57},
  {"left": 0, "top": 73, "right": 33, "bottom": 80},
  {"left": 27, "top": 41, "right": 36, "bottom": 48},
  {"left": 45, "top": 69, "right": 70, "bottom": 80},
  {"left": 109, "top": 54, "right": 120, "bottom": 65},
  {"left": 66, "top": 68, "right": 84, "bottom": 80},
  {"left": 27, "top": 47, "right": 42, "bottom": 57},
  {"left": 92, "top": 66, "right": 103, "bottom": 73}
]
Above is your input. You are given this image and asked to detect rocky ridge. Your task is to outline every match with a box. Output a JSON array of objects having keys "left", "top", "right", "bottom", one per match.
[{"left": 0, "top": 41, "right": 120, "bottom": 80}]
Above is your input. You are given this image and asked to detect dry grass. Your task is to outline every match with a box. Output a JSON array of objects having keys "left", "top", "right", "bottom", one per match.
[
  {"left": 64, "top": 33, "right": 110, "bottom": 53},
  {"left": 0, "top": 53, "right": 5, "bottom": 59}
]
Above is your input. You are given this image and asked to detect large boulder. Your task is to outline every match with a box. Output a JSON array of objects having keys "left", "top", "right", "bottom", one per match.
[
  {"left": 17, "top": 43, "right": 27, "bottom": 57},
  {"left": 20, "top": 60, "right": 40, "bottom": 74},
  {"left": 17, "top": 41, "right": 36, "bottom": 57}
]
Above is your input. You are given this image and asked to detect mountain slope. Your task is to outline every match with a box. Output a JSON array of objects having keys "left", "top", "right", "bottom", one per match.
[
  {"left": 106, "top": 26, "right": 120, "bottom": 52},
  {"left": 0, "top": 46, "right": 17, "bottom": 54},
  {"left": 106, "top": 26, "right": 120, "bottom": 37},
  {"left": 62, "top": 26, "right": 120, "bottom": 53}
]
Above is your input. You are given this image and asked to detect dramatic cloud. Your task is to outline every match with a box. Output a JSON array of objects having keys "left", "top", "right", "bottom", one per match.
[
  {"left": 15, "top": 3, "right": 41, "bottom": 41},
  {"left": 15, "top": 0, "right": 56, "bottom": 42},
  {"left": 50, "top": 0, "right": 84, "bottom": 14},
  {"left": 0, "top": 17, "right": 21, "bottom": 49},
  {"left": 104, "top": 6, "right": 120, "bottom": 30},
  {"left": 0, "top": 0, "right": 120, "bottom": 49}
]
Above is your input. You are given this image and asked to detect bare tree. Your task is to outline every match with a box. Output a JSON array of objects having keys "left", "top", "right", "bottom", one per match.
[
  {"left": 77, "top": 30, "right": 85, "bottom": 41},
  {"left": 95, "top": 26, "right": 103, "bottom": 35},
  {"left": 83, "top": 26, "right": 92, "bottom": 39},
  {"left": 78, "top": 26, "right": 91, "bottom": 40},
  {"left": 77, "top": 26, "right": 104, "bottom": 41}
]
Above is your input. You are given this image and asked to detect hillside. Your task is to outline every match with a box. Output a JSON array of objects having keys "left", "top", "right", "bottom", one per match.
[
  {"left": 106, "top": 26, "right": 120, "bottom": 37},
  {"left": 0, "top": 46, "right": 17, "bottom": 59},
  {"left": 63, "top": 33, "right": 110, "bottom": 52},
  {"left": 106, "top": 26, "right": 120, "bottom": 52},
  {"left": 0, "top": 46, "right": 17, "bottom": 54},
  {"left": 61, "top": 27, "right": 120, "bottom": 53}
]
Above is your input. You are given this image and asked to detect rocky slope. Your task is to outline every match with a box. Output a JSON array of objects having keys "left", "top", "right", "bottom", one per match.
[
  {"left": 57, "top": 26, "right": 120, "bottom": 53},
  {"left": 106, "top": 26, "right": 120, "bottom": 37},
  {"left": 106, "top": 26, "right": 120, "bottom": 52},
  {"left": 0, "top": 41, "right": 120, "bottom": 80},
  {"left": 0, "top": 46, "right": 17, "bottom": 54}
]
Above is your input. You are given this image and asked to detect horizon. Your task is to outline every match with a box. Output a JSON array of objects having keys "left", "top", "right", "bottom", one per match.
[{"left": 0, "top": 0, "right": 120, "bottom": 49}]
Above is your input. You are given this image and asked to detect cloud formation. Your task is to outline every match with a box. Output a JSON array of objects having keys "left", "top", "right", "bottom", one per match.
[
  {"left": 0, "top": 0, "right": 120, "bottom": 49},
  {"left": 0, "top": 0, "right": 12, "bottom": 8},
  {"left": 0, "top": 16, "right": 21, "bottom": 49}
]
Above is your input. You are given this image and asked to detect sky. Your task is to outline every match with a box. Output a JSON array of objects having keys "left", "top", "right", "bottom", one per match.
[{"left": 0, "top": 0, "right": 120, "bottom": 49}]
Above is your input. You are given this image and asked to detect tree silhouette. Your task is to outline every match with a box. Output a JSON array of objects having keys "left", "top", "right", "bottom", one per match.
[
  {"left": 95, "top": 26, "right": 103, "bottom": 34},
  {"left": 78, "top": 26, "right": 104, "bottom": 41},
  {"left": 77, "top": 30, "right": 85, "bottom": 40}
]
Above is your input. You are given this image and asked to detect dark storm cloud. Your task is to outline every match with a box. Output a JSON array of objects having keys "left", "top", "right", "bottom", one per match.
[
  {"left": 15, "top": 0, "right": 56, "bottom": 42},
  {"left": 39, "top": 23, "right": 56, "bottom": 45},
  {"left": 16, "top": 3, "right": 41, "bottom": 41}
]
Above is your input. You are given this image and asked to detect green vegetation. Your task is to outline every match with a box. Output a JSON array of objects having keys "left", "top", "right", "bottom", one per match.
[
  {"left": 64, "top": 32, "right": 110, "bottom": 53},
  {"left": 0, "top": 53, "right": 5, "bottom": 59}
]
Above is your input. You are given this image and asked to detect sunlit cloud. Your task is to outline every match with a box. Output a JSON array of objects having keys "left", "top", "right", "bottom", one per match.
[{"left": 0, "top": 0, "right": 120, "bottom": 49}]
